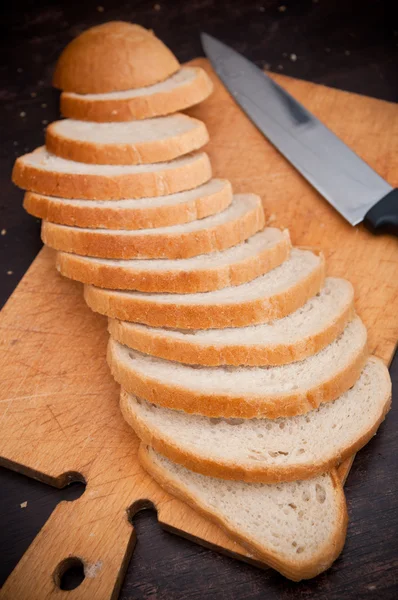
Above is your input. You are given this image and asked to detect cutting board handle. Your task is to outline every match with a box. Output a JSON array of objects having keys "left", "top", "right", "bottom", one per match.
[
  {"left": 364, "top": 188, "right": 398, "bottom": 235},
  {"left": 0, "top": 487, "right": 135, "bottom": 600}
]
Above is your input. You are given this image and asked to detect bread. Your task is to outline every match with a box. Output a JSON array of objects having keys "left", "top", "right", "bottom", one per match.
[
  {"left": 56, "top": 228, "right": 291, "bottom": 293},
  {"left": 107, "top": 317, "right": 368, "bottom": 419},
  {"left": 84, "top": 248, "right": 324, "bottom": 328},
  {"left": 60, "top": 67, "right": 213, "bottom": 122},
  {"left": 45, "top": 114, "right": 209, "bottom": 165},
  {"left": 24, "top": 179, "right": 232, "bottom": 230},
  {"left": 53, "top": 22, "right": 179, "bottom": 93},
  {"left": 139, "top": 445, "right": 348, "bottom": 581},
  {"left": 12, "top": 147, "right": 211, "bottom": 200},
  {"left": 122, "top": 357, "right": 391, "bottom": 483},
  {"left": 42, "top": 194, "right": 265, "bottom": 260},
  {"left": 108, "top": 277, "right": 354, "bottom": 364},
  {"left": 17, "top": 22, "right": 378, "bottom": 583}
]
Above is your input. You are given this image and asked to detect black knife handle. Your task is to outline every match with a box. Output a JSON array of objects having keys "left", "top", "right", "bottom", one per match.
[{"left": 364, "top": 188, "right": 398, "bottom": 235}]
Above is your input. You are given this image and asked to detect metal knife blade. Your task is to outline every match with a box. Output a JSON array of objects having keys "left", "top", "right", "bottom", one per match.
[{"left": 201, "top": 33, "right": 396, "bottom": 230}]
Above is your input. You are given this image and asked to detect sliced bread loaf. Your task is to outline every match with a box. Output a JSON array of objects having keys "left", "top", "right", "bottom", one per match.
[
  {"left": 107, "top": 317, "right": 368, "bottom": 419},
  {"left": 85, "top": 248, "right": 324, "bottom": 328},
  {"left": 139, "top": 445, "right": 348, "bottom": 581},
  {"left": 122, "top": 357, "right": 391, "bottom": 483},
  {"left": 108, "top": 278, "right": 354, "bottom": 364},
  {"left": 60, "top": 67, "right": 213, "bottom": 122},
  {"left": 46, "top": 114, "right": 209, "bottom": 165},
  {"left": 13, "top": 147, "right": 211, "bottom": 200},
  {"left": 56, "top": 229, "right": 291, "bottom": 293},
  {"left": 42, "top": 194, "right": 265, "bottom": 260},
  {"left": 24, "top": 179, "right": 232, "bottom": 230}
]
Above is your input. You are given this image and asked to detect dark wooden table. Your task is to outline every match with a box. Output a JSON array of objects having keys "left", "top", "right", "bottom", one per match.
[{"left": 0, "top": 1, "right": 397, "bottom": 598}]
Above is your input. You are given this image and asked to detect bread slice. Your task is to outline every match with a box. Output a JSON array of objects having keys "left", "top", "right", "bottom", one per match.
[
  {"left": 12, "top": 147, "right": 211, "bottom": 200},
  {"left": 139, "top": 445, "right": 348, "bottom": 581},
  {"left": 60, "top": 67, "right": 213, "bottom": 122},
  {"left": 56, "top": 228, "right": 291, "bottom": 293},
  {"left": 85, "top": 248, "right": 324, "bottom": 328},
  {"left": 42, "top": 194, "right": 265, "bottom": 260},
  {"left": 46, "top": 114, "right": 209, "bottom": 165},
  {"left": 24, "top": 179, "right": 232, "bottom": 230},
  {"left": 107, "top": 317, "right": 368, "bottom": 419},
  {"left": 53, "top": 22, "right": 180, "bottom": 93},
  {"left": 108, "top": 278, "right": 354, "bottom": 364},
  {"left": 122, "top": 357, "right": 390, "bottom": 483}
]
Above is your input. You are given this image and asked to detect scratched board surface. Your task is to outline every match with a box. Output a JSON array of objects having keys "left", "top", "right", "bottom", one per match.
[{"left": 0, "top": 60, "right": 397, "bottom": 599}]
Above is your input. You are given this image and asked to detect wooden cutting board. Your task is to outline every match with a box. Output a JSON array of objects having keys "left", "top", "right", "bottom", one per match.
[{"left": 0, "top": 59, "right": 397, "bottom": 600}]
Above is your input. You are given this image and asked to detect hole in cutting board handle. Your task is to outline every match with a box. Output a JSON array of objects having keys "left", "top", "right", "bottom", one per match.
[{"left": 54, "top": 557, "right": 85, "bottom": 591}]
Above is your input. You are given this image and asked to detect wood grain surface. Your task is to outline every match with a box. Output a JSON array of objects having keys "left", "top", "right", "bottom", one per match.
[{"left": 0, "top": 59, "right": 397, "bottom": 599}]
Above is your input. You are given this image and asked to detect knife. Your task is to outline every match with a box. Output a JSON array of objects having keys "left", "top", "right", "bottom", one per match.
[{"left": 201, "top": 33, "right": 398, "bottom": 235}]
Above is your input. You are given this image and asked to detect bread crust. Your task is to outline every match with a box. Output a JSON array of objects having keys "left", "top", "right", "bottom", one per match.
[
  {"left": 85, "top": 252, "right": 324, "bottom": 327},
  {"left": 42, "top": 196, "right": 265, "bottom": 260},
  {"left": 107, "top": 336, "right": 368, "bottom": 419},
  {"left": 45, "top": 115, "right": 209, "bottom": 165},
  {"left": 121, "top": 359, "right": 391, "bottom": 483},
  {"left": 60, "top": 67, "right": 213, "bottom": 122},
  {"left": 24, "top": 179, "right": 232, "bottom": 230},
  {"left": 13, "top": 150, "right": 212, "bottom": 200},
  {"left": 138, "top": 444, "right": 348, "bottom": 581},
  {"left": 108, "top": 293, "right": 354, "bottom": 364},
  {"left": 53, "top": 22, "right": 179, "bottom": 93},
  {"left": 56, "top": 229, "right": 290, "bottom": 293}
]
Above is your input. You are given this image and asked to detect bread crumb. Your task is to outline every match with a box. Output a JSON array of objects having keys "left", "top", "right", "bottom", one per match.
[
  {"left": 345, "top": 50, "right": 351, "bottom": 56},
  {"left": 38, "top": 80, "right": 44, "bottom": 86},
  {"left": 325, "top": 47, "right": 331, "bottom": 53},
  {"left": 97, "top": 5, "right": 104, "bottom": 11},
  {"left": 17, "top": 67, "right": 23, "bottom": 73},
  {"left": 259, "top": 6, "right": 265, "bottom": 11},
  {"left": 278, "top": 5, "right": 287, "bottom": 12},
  {"left": 263, "top": 62, "right": 271, "bottom": 70},
  {"left": 290, "top": 53, "right": 297, "bottom": 62},
  {"left": 20, "top": 501, "right": 27, "bottom": 508},
  {"left": 42, "top": 120, "right": 48, "bottom": 125},
  {"left": 277, "top": 64, "right": 284, "bottom": 70},
  {"left": 13, "top": 141, "right": 18, "bottom": 146},
  {"left": 30, "top": 91, "right": 37, "bottom": 98},
  {"left": 7, "top": 271, "right": 13, "bottom": 275},
  {"left": 154, "top": 3, "right": 161, "bottom": 10},
  {"left": 1, "top": 229, "right": 6, "bottom": 235},
  {"left": 41, "top": 103, "right": 47, "bottom": 108},
  {"left": 20, "top": 111, "right": 26, "bottom": 118},
  {"left": 85, "top": 560, "right": 103, "bottom": 578}
]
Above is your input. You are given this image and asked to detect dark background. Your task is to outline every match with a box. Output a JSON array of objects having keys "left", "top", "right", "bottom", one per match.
[{"left": 0, "top": 1, "right": 397, "bottom": 598}]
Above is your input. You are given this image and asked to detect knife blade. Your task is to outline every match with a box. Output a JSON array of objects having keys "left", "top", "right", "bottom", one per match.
[{"left": 201, "top": 33, "right": 398, "bottom": 235}]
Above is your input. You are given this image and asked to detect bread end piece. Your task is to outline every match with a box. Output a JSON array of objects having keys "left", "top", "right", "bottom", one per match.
[{"left": 53, "top": 22, "right": 180, "bottom": 93}]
